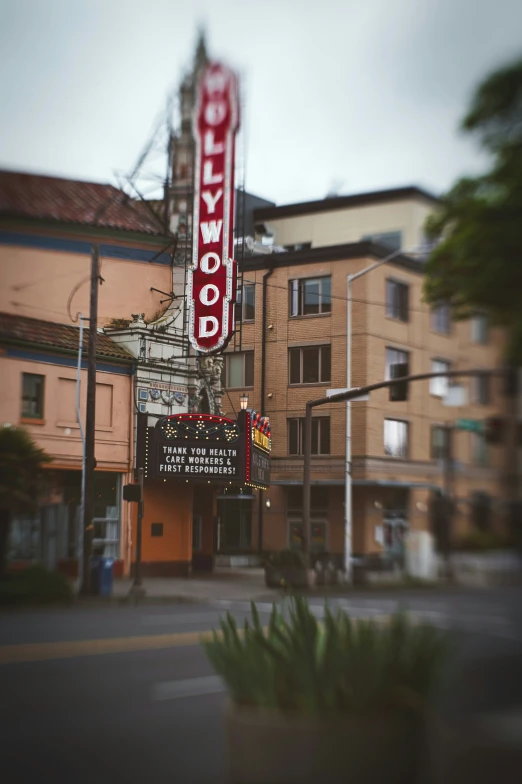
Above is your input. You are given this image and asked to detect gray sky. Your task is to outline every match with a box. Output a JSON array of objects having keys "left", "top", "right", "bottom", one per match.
[{"left": 1, "top": 0, "right": 521, "bottom": 205}]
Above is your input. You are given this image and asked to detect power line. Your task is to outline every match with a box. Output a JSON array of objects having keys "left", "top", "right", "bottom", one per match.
[{"left": 241, "top": 275, "right": 432, "bottom": 315}]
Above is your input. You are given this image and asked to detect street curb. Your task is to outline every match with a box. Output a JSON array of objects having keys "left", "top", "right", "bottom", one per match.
[{"left": 74, "top": 594, "right": 205, "bottom": 607}]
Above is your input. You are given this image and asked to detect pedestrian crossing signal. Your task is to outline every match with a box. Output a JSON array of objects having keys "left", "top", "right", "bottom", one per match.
[{"left": 123, "top": 484, "right": 141, "bottom": 503}]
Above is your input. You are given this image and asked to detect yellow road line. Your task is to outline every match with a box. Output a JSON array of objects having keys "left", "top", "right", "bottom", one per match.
[
  {"left": 0, "top": 629, "right": 218, "bottom": 666},
  {"left": 0, "top": 615, "right": 396, "bottom": 666}
]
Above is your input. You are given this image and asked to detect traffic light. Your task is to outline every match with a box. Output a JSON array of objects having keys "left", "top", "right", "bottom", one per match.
[
  {"left": 483, "top": 416, "right": 504, "bottom": 444},
  {"left": 389, "top": 363, "right": 409, "bottom": 401},
  {"left": 123, "top": 483, "right": 141, "bottom": 502}
]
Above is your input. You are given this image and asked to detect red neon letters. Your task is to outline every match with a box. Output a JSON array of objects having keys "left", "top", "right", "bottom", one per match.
[{"left": 188, "top": 62, "right": 239, "bottom": 354}]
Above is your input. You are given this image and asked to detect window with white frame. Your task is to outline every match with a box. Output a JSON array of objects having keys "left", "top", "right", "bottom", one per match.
[
  {"left": 289, "top": 345, "right": 331, "bottom": 384},
  {"left": 362, "top": 231, "right": 402, "bottom": 252},
  {"left": 430, "top": 359, "right": 451, "bottom": 398},
  {"left": 471, "top": 314, "right": 488, "bottom": 344},
  {"left": 385, "top": 347, "right": 409, "bottom": 380},
  {"left": 223, "top": 351, "right": 254, "bottom": 388},
  {"left": 431, "top": 302, "right": 451, "bottom": 334},
  {"left": 287, "top": 417, "right": 330, "bottom": 455},
  {"left": 385, "top": 279, "right": 409, "bottom": 322},
  {"left": 289, "top": 277, "right": 332, "bottom": 317},
  {"left": 384, "top": 419, "right": 409, "bottom": 458},
  {"left": 235, "top": 284, "right": 256, "bottom": 322}
]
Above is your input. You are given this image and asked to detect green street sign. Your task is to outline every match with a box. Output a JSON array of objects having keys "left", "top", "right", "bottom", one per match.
[{"left": 456, "top": 418, "right": 483, "bottom": 433}]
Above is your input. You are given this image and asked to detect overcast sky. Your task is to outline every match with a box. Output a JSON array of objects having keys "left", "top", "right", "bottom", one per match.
[{"left": 1, "top": 0, "right": 521, "bottom": 205}]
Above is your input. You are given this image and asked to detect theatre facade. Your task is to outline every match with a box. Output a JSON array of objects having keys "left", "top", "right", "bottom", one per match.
[{"left": 133, "top": 410, "right": 271, "bottom": 575}]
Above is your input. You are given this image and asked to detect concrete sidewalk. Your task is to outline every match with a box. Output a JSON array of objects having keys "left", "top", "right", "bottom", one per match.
[{"left": 111, "top": 567, "right": 277, "bottom": 604}]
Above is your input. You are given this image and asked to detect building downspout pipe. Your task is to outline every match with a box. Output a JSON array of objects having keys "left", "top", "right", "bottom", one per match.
[{"left": 258, "top": 264, "right": 275, "bottom": 553}]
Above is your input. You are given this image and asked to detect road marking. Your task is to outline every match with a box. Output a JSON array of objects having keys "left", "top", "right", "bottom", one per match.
[
  {"left": 152, "top": 675, "right": 225, "bottom": 702},
  {"left": 142, "top": 612, "right": 221, "bottom": 626},
  {"left": 0, "top": 629, "right": 220, "bottom": 666}
]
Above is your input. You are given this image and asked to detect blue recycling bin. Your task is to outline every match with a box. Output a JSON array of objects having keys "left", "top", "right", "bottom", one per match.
[{"left": 91, "top": 556, "right": 114, "bottom": 596}]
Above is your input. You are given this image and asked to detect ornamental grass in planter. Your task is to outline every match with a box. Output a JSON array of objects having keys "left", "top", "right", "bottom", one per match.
[{"left": 203, "top": 597, "right": 450, "bottom": 784}]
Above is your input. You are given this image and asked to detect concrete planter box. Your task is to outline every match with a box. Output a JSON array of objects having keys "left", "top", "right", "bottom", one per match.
[
  {"left": 450, "top": 550, "right": 522, "bottom": 587},
  {"left": 264, "top": 566, "right": 309, "bottom": 588},
  {"left": 226, "top": 702, "right": 422, "bottom": 784},
  {"left": 215, "top": 554, "right": 261, "bottom": 568}
]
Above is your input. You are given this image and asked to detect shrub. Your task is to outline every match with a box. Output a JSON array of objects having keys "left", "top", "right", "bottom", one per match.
[
  {"left": 454, "top": 530, "right": 512, "bottom": 552},
  {"left": 0, "top": 565, "right": 73, "bottom": 606},
  {"left": 266, "top": 549, "right": 308, "bottom": 569},
  {"left": 203, "top": 597, "right": 450, "bottom": 718}
]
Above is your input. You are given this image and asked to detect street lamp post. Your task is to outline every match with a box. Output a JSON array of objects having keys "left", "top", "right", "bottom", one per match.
[{"left": 344, "top": 246, "right": 423, "bottom": 582}]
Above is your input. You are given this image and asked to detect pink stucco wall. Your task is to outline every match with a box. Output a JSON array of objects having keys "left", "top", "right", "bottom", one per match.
[
  {"left": 0, "top": 242, "right": 171, "bottom": 326},
  {"left": 0, "top": 355, "right": 133, "bottom": 471}
]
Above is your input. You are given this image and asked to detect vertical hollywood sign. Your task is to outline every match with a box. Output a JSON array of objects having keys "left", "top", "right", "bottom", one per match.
[{"left": 188, "top": 62, "right": 239, "bottom": 354}]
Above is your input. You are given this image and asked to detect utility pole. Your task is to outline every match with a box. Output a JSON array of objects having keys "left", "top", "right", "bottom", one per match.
[
  {"left": 503, "top": 365, "right": 519, "bottom": 541},
  {"left": 133, "top": 467, "right": 144, "bottom": 588},
  {"left": 442, "top": 423, "right": 454, "bottom": 579},
  {"left": 80, "top": 246, "right": 100, "bottom": 595}
]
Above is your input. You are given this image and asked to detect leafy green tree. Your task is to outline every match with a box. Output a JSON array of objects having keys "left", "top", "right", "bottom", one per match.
[
  {"left": 424, "top": 58, "right": 522, "bottom": 361},
  {"left": 0, "top": 426, "right": 52, "bottom": 575}
]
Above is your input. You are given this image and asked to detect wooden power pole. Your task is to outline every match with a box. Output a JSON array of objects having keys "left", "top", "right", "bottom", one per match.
[{"left": 80, "top": 246, "right": 100, "bottom": 595}]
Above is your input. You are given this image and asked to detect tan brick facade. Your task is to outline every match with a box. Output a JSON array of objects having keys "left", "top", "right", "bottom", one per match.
[{"left": 220, "top": 190, "right": 507, "bottom": 562}]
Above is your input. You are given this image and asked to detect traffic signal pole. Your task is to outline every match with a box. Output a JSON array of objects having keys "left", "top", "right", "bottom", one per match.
[
  {"left": 442, "top": 423, "right": 455, "bottom": 579},
  {"left": 503, "top": 366, "right": 519, "bottom": 538},
  {"left": 303, "top": 367, "right": 510, "bottom": 576}
]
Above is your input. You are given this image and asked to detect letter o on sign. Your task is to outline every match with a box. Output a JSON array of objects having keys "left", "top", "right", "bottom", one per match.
[
  {"left": 205, "top": 101, "right": 227, "bottom": 126},
  {"left": 200, "top": 252, "right": 220, "bottom": 274},
  {"left": 199, "top": 284, "right": 220, "bottom": 306}
]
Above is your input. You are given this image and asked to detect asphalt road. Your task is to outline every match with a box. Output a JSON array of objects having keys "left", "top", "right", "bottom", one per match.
[{"left": 1, "top": 590, "right": 522, "bottom": 784}]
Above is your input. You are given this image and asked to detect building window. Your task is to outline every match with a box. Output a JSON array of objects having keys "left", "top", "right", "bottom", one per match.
[
  {"left": 21, "top": 373, "right": 45, "bottom": 419},
  {"left": 472, "top": 373, "right": 490, "bottom": 405},
  {"left": 151, "top": 522, "right": 164, "bottom": 537},
  {"left": 385, "top": 347, "right": 409, "bottom": 381},
  {"left": 362, "top": 231, "right": 402, "bottom": 252},
  {"left": 289, "top": 345, "right": 331, "bottom": 385},
  {"left": 288, "top": 417, "right": 330, "bottom": 455},
  {"left": 384, "top": 419, "right": 408, "bottom": 458},
  {"left": 431, "top": 425, "right": 449, "bottom": 460},
  {"left": 235, "top": 284, "right": 256, "bottom": 322},
  {"left": 223, "top": 351, "right": 254, "bottom": 388},
  {"left": 287, "top": 486, "right": 328, "bottom": 552},
  {"left": 471, "top": 314, "right": 488, "bottom": 344},
  {"left": 431, "top": 302, "right": 451, "bottom": 334},
  {"left": 385, "top": 279, "right": 409, "bottom": 322},
  {"left": 289, "top": 277, "right": 332, "bottom": 317},
  {"left": 284, "top": 242, "right": 312, "bottom": 252},
  {"left": 430, "top": 359, "right": 451, "bottom": 398},
  {"left": 472, "top": 432, "right": 489, "bottom": 466}
]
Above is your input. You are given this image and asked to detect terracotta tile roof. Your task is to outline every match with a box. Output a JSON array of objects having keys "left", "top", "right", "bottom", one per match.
[
  {"left": 0, "top": 170, "right": 165, "bottom": 236},
  {"left": 0, "top": 312, "right": 134, "bottom": 363}
]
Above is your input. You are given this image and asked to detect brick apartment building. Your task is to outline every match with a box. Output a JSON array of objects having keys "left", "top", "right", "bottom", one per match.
[{"left": 219, "top": 186, "right": 506, "bottom": 563}]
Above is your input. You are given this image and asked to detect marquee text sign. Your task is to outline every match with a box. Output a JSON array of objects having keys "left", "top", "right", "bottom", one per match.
[
  {"left": 137, "top": 412, "right": 271, "bottom": 488},
  {"left": 244, "top": 410, "right": 271, "bottom": 490},
  {"left": 188, "top": 61, "right": 239, "bottom": 354},
  {"left": 153, "top": 414, "right": 242, "bottom": 481}
]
